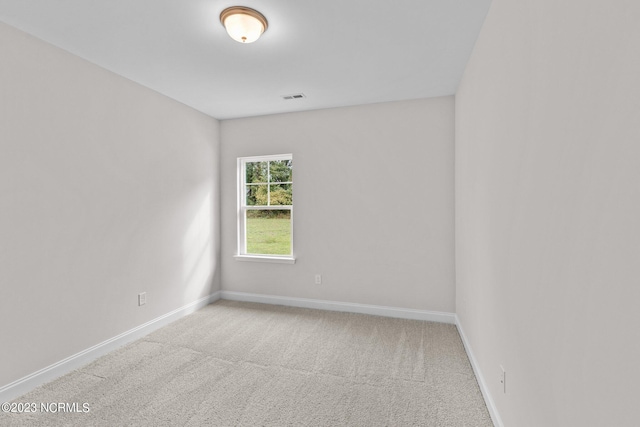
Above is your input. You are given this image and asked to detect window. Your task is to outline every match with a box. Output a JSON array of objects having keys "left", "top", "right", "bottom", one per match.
[{"left": 236, "top": 154, "right": 294, "bottom": 263}]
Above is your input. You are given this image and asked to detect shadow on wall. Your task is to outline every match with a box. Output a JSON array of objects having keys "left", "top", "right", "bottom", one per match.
[{"left": 182, "top": 192, "right": 215, "bottom": 304}]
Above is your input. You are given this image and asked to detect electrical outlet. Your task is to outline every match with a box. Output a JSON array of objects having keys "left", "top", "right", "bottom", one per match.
[
  {"left": 499, "top": 365, "right": 506, "bottom": 394},
  {"left": 314, "top": 274, "right": 322, "bottom": 285},
  {"left": 138, "top": 292, "right": 146, "bottom": 306}
]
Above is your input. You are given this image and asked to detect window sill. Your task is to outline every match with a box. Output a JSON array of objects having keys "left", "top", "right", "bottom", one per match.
[{"left": 234, "top": 255, "right": 296, "bottom": 264}]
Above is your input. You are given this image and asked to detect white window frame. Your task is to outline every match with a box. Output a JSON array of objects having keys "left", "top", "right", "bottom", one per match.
[{"left": 234, "top": 154, "right": 295, "bottom": 264}]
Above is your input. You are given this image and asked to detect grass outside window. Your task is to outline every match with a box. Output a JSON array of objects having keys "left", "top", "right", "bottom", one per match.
[{"left": 245, "top": 211, "right": 291, "bottom": 255}]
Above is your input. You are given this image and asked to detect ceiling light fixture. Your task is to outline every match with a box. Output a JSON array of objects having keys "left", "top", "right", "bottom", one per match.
[{"left": 220, "top": 6, "right": 268, "bottom": 44}]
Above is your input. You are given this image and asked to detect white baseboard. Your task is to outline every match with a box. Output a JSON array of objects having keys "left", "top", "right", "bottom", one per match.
[
  {"left": 0, "top": 291, "right": 221, "bottom": 403},
  {"left": 219, "top": 291, "right": 456, "bottom": 324},
  {"left": 455, "top": 315, "right": 503, "bottom": 427}
]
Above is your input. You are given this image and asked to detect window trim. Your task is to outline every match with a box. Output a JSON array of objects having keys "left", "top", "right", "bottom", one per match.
[
  {"left": 236, "top": 154, "right": 295, "bottom": 263},
  {"left": 233, "top": 254, "right": 296, "bottom": 264}
]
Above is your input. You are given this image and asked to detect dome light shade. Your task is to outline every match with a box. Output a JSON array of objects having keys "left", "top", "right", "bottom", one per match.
[{"left": 220, "top": 6, "right": 268, "bottom": 43}]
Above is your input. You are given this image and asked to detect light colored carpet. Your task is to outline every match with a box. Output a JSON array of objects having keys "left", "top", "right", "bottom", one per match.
[{"left": 2, "top": 300, "right": 492, "bottom": 426}]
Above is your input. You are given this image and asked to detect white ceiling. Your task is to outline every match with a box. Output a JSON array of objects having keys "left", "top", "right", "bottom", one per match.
[{"left": 0, "top": 0, "right": 491, "bottom": 120}]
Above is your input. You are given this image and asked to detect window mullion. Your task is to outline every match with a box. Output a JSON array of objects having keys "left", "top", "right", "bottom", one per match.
[{"left": 245, "top": 206, "right": 291, "bottom": 210}]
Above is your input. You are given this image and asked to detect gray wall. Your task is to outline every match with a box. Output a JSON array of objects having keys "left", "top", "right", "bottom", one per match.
[
  {"left": 221, "top": 98, "right": 455, "bottom": 312},
  {"left": 455, "top": 0, "right": 640, "bottom": 425},
  {"left": 0, "top": 22, "right": 221, "bottom": 387}
]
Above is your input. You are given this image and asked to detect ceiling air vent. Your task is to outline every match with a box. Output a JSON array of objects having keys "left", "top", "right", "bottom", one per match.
[{"left": 282, "top": 93, "right": 306, "bottom": 100}]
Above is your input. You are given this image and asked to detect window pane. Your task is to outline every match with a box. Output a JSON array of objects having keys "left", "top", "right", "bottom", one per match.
[
  {"left": 246, "top": 184, "right": 268, "bottom": 206},
  {"left": 269, "top": 159, "right": 292, "bottom": 183},
  {"left": 269, "top": 184, "right": 292, "bottom": 205},
  {"left": 246, "top": 161, "right": 268, "bottom": 184},
  {"left": 246, "top": 210, "right": 291, "bottom": 255}
]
